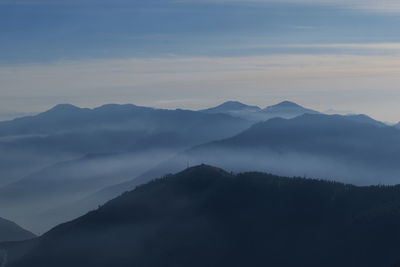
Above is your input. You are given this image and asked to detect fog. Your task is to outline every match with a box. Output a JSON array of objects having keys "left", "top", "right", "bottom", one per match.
[
  {"left": 0, "top": 149, "right": 178, "bottom": 234},
  {"left": 49, "top": 144, "right": 400, "bottom": 236},
  {"left": 2, "top": 105, "right": 400, "bottom": 236},
  {"left": 8, "top": 141, "right": 397, "bottom": 234},
  {"left": 127, "top": 147, "right": 400, "bottom": 189},
  {"left": 188, "top": 148, "right": 400, "bottom": 185},
  {"left": 0, "top": 147, "right": 78, "bottom": 187}
]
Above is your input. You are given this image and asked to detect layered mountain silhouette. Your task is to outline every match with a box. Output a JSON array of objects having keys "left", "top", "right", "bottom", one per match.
[
  {"left": 55, "top": 112, "right": 400, "bottom": 227},
  {"left": 344, "top": 114, "right": 387, "bottom": 127},
  {"left": 0, "top": 217, "right": 35, "bottom": 243},
  {"left": 3, "top": 165, "right": 400, "bottom": 267},
  {"left": 0, "top": 104, "right": 252, "bottom": 232},
  {"left": 90, "top": 113, "right": 400, "bottom": 201},
  {"left": 180, "top": 114, "right": 400, "bottom": 184},
  {"left": 0, "top": 151, "right": 175, "bottom": 233},
  {"left": 262, "top": 100, "right": 319, "bottom": 117},
  {"left": 0, "top": 102, "right": 395, "bottom": 233},
  {"left": 0, "top": 103, "right": 251, "bottom": 154},
  {"left": 201, "top": 100, "right": 319, "bottom": 121}
]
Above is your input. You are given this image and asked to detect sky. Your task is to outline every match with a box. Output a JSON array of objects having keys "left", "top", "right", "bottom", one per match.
[{"left": 1, "top": 0, "right": 400, "bottom": 122}]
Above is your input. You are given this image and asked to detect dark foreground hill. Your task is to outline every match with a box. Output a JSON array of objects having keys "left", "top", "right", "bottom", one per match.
[
  {"left": 70, "top": 112, "right": 398, "bottom": 221},
  {"left": 3, "top": 165, "right": 400, "bottom": 267},
  {"left": 0, "top": 218, "right": 35, "bottom": 243}
]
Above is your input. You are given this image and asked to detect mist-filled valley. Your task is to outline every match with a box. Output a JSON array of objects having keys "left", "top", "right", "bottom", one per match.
[
  {"left": 4, "top": 0, "right": 400, "bottom": 264},
  {"left": 3, "top": 165, "right": 400, "bottom": 267},
  {"left": 1, "top": 101, "right": 400, "bottom": 233},
  {"left": 0, "top": 102, "right": 252, "bottom": 232},
  {"left": 1, "top": 101, "right": 400, "bottom": 266}
]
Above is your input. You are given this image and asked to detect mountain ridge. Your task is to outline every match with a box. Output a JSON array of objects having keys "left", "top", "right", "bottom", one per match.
[
  {"left": 4, "top": 165, "right": 400, "bottom": 267},
  {"left": 0, "top": 217, "right": 36, "bottom": 243},
  {"left": 201, "top": 100, "right": 320, "bottom": 121},
  {"left": 201, "top": 101, "right": 261, "bottom": 112},
  {"left": 0, "top": 103, "right": 253, "bottom": 233}
]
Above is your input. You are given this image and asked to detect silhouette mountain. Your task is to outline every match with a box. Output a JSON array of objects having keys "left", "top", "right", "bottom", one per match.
[
  {"left": 262, "top": 100, "right": 319, "bottom": 117},
  {"left": 202, "top": 101, "right": 261, "bottom": 113},
  {"left": 3, "top": 165, "right": 400, "bottom": 267},
  {"left": 0, "top": 151, "right": 176, "bottom": 233},
  {"left": 0, "top": 103, "right": 251, "bottom": 182},
  {"left": 345, "top": 114, "right": 387, "bottom": 127},
  {"left": 265, "top": 100, "right": 302, "bottom": 108},
  {"left": 0, "top": 217, "right": 35, "bottom": 242},
  {"left": 104, "top": 113, "right": 400, "bottom": 189},
  {"left": 184, "top": 114, "right": 400, "bottom": 184},
  {"left": 0, "top": 104, "right": 251, "bottom": 145},
  {"left": 202, "top": 100, "right": 319, "bottom": 121},
  {"left": 0, "top": 104, "right": 253, "bottom": 232},
  {"left": 201, "top": 101, "right": 262, "bottom": 121},
  {"left": 0, "top": 103, "right": 393, "bottom": 234}
]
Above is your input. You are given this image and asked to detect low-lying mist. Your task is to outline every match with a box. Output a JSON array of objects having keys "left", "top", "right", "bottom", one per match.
[
  {"left": 0, "top": 149, "right": 177, "bottom": 234},
  {"left": 130, "top": 147, "right": 400, "bottom": 189}
]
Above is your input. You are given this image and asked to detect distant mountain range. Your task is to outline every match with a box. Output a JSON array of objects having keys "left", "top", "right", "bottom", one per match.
[
  {"left": 201, "top": 100, "right": 387, "bottom": 127},
  {"left": 201, "top": 100, "right": 320, "bottom": 121},
  {"left": 3, "top": 165, "right": 400, "bottom": 267},
  {"left": 182, "top": 114, "right": 400, "bottom": 184},
  {"left": 0, "top": 103, "right": 251, "bottom": 152},
  {"left": 0, "top": 101, "right": 396, "bottom": 233},
  {"left": 0, "top": 103, "right": 252, "bottom": 177},
  {"left": 0, "top": 217, "right": 35, "bottom": 243},
  {"left": 91, "top": 113, "right": 400, "bottom": 202},
  {"left": 0, "top": 103, "right": 252, "bottom": 233},
  {"left": 0, "top": 151, "right": 177, "bottom": 232}
]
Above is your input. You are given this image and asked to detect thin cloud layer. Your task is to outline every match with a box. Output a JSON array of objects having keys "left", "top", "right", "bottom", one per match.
[
  {"left": 185, "top": 0, "right": 400, "bottom": 14},
  {"left": 1, "top": 52, "right": 400, "bottom": 122},
  {"left": 1, "top": 0, "right": 399, "bottom": 122}
]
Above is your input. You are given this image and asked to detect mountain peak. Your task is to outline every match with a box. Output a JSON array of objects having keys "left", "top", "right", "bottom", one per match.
[
  {"left": 219, "top": 101, "right": 251, "bottom": 108},
  {"left": 201, "top": 101, "right": 261, "bottom": 114},
  {"left": 262, "top": 101, "right": 319, "bottom": 117},
  {"left": 181, "top": 164, "right": 232, "bottom": 177},
  {"left": 215, "top": 101, "right": 260, "bottom": 110},
  {"left": 48, "top": 104, "right": 81, "bottom": 113},
  {"left": 267, "top": 101, "right": 302, "bottom": 109}
]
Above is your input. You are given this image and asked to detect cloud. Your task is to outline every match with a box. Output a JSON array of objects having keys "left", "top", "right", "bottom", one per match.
[
  {"left": 3, "top": 0, "right": 400, "bottom": 13},
  {"left": 283, "top": 43, "right": 400, "bottom": 50},
  {"left": 223, "top": 42, "right": 400, "bottom": 53},
  {"left": 1, "top": 49, "right": 400, "bottom": 121},
  {"left": 179, "top": 0, "right": 400, "bottom": 14}
]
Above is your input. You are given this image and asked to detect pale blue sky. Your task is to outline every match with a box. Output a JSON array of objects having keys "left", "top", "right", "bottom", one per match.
[{"left": 1, "top": 0, "right": 400, "bottom": 121}]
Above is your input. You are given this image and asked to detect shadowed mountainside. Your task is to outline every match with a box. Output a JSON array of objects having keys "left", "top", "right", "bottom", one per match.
[
  {"left": 0, "top": 218, "right": 35, "bottom": 243},
  {"left": 0, "top": 103, "right": 394, "bottom": 233},
  {"left": 0, "top": 103, "right": 252, "bottom": 186},
  {"left": 3, "top": 165, "right": 400, "bottom": 267},
  {"left": 89, "top": 113, "right": 400, "bottom": 197},
  {"left": 0, "top": 104, "right": 253, "bottom": 233},
  {"left": 176, "top": 113, "right": 400, "bottom": 184},
  {"left": 71, "top": 113, "right": 400, "bottom": 219}
]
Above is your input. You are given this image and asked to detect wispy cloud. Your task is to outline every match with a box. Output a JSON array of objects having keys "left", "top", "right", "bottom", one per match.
[
  {"left": 1, "top": 52, "right": 400, "bottom": 121},
  {"left": 283, "top": 43, "right": 400, "bottom": 50},
  {"left": 180, "top": 0, "right": 400, "bottom": 14},
  {"left": 4, "top": 0, "right": 400, "bottom": 13},
  {"left": 224, "top": 42, "right": 400, "bottom": 53}
]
